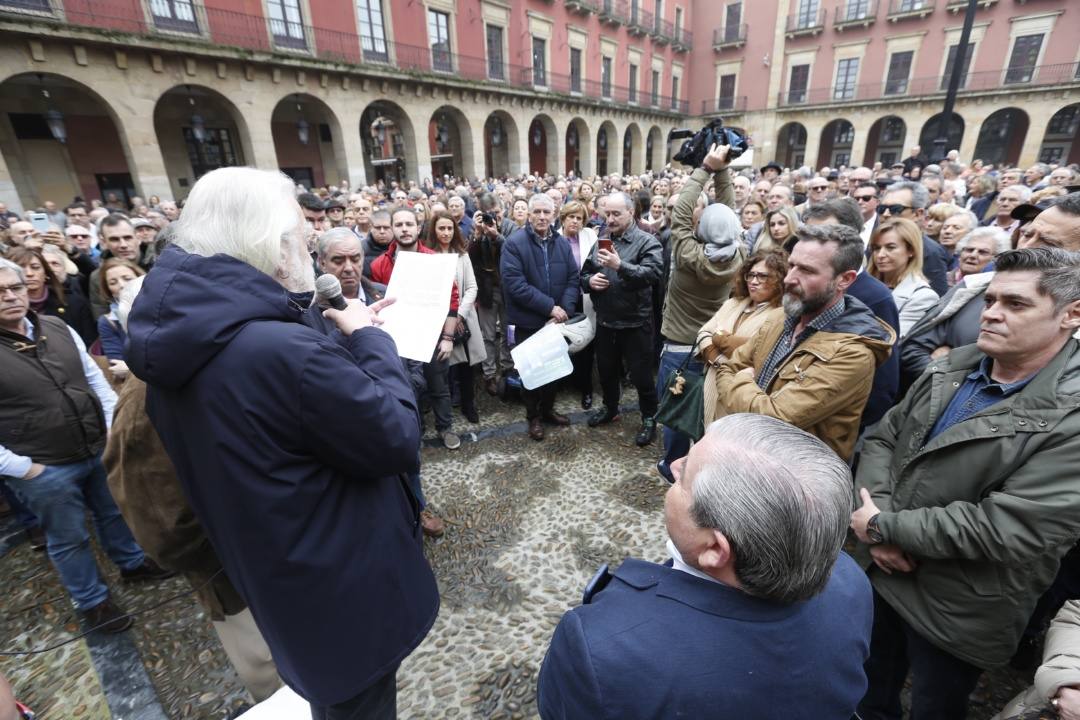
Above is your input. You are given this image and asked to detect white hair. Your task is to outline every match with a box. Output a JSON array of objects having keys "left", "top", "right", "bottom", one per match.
[
  {"left": 1002, "top": 184, "right": 1033, "bottom": 202},
  {"left": 956, "top": 226, "right": 1012, "bottom": 256},
  {"left": 115, "top": 274, "right": 146, "bottom": 332},
  {"left": 527, "top": 193, "right": 554, "bottom": 211},
  {"left": 171, "top": 167, "right": 300, "bottom": 278},
  {"left": 0, "top": 258, "right": 25, "bottom": 282},
  {"left": 317, "top": 227, "right": 361, "bottom": 260}
]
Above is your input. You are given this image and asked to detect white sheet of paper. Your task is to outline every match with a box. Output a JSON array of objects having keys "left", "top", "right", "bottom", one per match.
[
  {"left": 238, "top": 684, "right": 309, "bottom": 718},
  {"left": 379, "top": 251, "right": 458, "bottom": 362},
  {"left": 510, "top": 323, "right": 573, "bottom": 390}
]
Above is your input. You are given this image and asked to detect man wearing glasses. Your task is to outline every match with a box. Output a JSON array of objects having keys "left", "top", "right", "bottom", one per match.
[
  {"left": 878, "top": 181, "right": 949, "bottom": 296},
  {"left": 795, "top": 177, "right": 831, "bottom": 217},
  {"left": 852, "top": 182, "right": 880, "bottom": 248}
]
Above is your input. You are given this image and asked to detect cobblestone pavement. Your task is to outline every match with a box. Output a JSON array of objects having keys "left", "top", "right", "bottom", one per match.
[{"left": 0, "top": 385, "right": 1033, "bottom": 719}]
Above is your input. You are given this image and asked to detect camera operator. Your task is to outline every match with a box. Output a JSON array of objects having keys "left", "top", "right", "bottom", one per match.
[
  {"left": 469, "top": 193, "right": 515, "bottom": 395},
  {"left": 656, "top": 143, "right": 746, "bottom": 483}
]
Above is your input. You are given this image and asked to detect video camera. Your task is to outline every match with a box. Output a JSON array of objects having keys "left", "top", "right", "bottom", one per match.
[{"left": 669, "top": 119, "right": 749, "bottom": 169}]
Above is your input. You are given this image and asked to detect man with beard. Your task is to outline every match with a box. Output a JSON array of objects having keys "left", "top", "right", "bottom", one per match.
[{"left": 712, "top": 224, "right": 895, "bottom": 460}]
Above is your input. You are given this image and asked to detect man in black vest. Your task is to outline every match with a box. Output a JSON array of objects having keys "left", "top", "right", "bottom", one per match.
[{"left": 0, "top": 258, "right": 171, "bottom": 634}]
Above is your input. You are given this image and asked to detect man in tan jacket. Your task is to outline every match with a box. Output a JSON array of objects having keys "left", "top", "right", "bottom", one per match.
[{"left": 714, "top": 224, "right": 895, "bottom": 460}]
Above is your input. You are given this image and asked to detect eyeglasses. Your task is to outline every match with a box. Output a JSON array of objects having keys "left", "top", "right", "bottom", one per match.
[
  {"left": 854, "top": 195, "right": 877, "bottom": 202},
  {"left": 877, "top": 204, "right": 911, "bottom": 215},
  {"left": 67, "top": 233, "right": 91, "bottom": 239},
  {"left": 809, "top": 185, "right": 828, "bottom": 191},
  {"left": 746, "top": 272, "right": 774, "bottom": 283},
  {"left": 960, "top": 247, "right": 993, "bottom": 257},
  {"left": 0, "top": 283, "right": 28, "bottom": 296}
]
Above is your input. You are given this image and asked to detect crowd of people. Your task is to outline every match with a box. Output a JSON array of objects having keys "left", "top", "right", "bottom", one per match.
[{"left": 2, "top": 139, "right": 1080, "bottom": 720}]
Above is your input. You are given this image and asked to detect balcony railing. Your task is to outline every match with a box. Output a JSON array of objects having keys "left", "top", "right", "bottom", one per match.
[
  {"left": 713, "top": 23, "right": 747, "bottom": 48},
  {"left": 777, "top": 61, "right": 1079, "bottom": 107},
  {"left": 0, "top": 0, "right": 691, "bottom": 115},
  {"left": 834, "top": 0, "right": 878, "bottom": 28},
  {"left": 627, "top": 4, "right": 653, "bottom": 35},
  {"left": 946, "top": 0, "right": 997, "bottom": 12},
  {"left": 786, "top": 8, "right": 826, "bottom": 36},
  {"left": 672, "top": 26, "right": 692, "bottom": 51},
  {"left": 599, "top": 0, "right": 628, "bottom": 25},
  {"left": 887, "top": 0, "right": 935, "bottom": 20},
  {"left": 702, "top": 96, "right": 749, "bottom": 114}
]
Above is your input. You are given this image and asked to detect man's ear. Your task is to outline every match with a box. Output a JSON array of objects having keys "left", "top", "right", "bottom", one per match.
[
  {"left": 1060, "top": 300, "right": 1080, "bottom": 331},
  {"left": 697, "top": 531, "right": 733, "bottom": 574},
  {"left": 835, "top": 268, "right": 859, "bottom": 293}
]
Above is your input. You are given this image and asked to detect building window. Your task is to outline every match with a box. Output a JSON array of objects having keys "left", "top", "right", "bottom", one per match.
[
  {"left": 844, "top": 0, "right": 870, "bottom": 20},
  {"left": 268, "top": 0, "right": 306, "bottom": 48},
  {"left": 602, "top": 56, "right": 613, "bottom": 98},
  {"left": 0, "top": 0, "right": 52, "bottom": 10},
  {"left": 674, "top": 6, "right": 683, "bottom": 40},
  {"left": 150, "top": 0, "right": 199, "bottom": 32},
  {"left": 1039, "top": 147, "right": 1063, "bottom": 164},
  {"left": 357, "top": 0, "right": 388, "bottom": 63},
  {"left": 834, "top": 57, "right": 858, "bottom": 100},
  {"left": 428, "top": 9, "right": 452, "bottom": 73},
  {"left": 485, "top": 24, "right": 504, "bottom": 80},
  {"left": 651, "top": 69, "right": 660, "bottom": 105},
  {"left": 796, "top": 0, "right": 819, "bottom": 29},
  {"left": 718, "top": 73, "right": 736, "bottom": 109},
  {"left": 1005, "top": 33, "right": 1042, "bottom": 84},
  {"left": 883, "top": 117, "right": 904, "bottom": 143},
  {"left": 184, "top": 127, "right": 241, "bottom": 179},
  {"left": 1047, "top": 106, "right": 1078, "bottom": 136},
  {"left": 531, "top": 37, "right": 546, "bottom": 86},
  {"left": 835, "top": 123, "right": 855, "bottom": 145},
  {"left": 654, "top": 0, "right": 662, "bottom": 33},
  {"left": 787, "top": 63, "right": 809, "bottom": 103},
  {"left": 570, "top": 48, "right": 582, "bottom": 93},
  {"left": 885, "top": 51, "right": 913, "bottom": 95},
  {"left": 723, "top": 2, "right": 741, "bottom": 42},
  {"left": 671, "top": 75, "right": 680, "bottom": 109},
  {"left": 628, "top": 63, "right": 638, "bottom": 103},
  {"left": 941, "top": 43, "right": 973, "bottom": 90}
]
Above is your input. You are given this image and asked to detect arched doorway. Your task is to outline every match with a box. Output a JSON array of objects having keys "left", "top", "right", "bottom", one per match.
[
  {"left": 918, "top": 113, "right": 965, "bottom": 160},
  {"left": 646, "top": 126, "right": 663, "bottom": 172},
  {"left": 484, "top": 111, "right": 518, "bottom": 178},
  {"left": 818, "top": 119, "right": 855, "bottom": 169},
  {"left": 1038, "top": 104, "right": 1080, "bottom": 166},
  {"left": 271, "top": 93, "right": 346, "bottom": 190},
  {"left": 597, "top": 121, "right": 616, "bottom": 176},
  {"left": 0, "top": 72, "right": 137, "bottom": 208},
  {"left": 622, "top": 123, "right": 643, "bottom": 176},
  {"left": 528, "top": 115, "right": 557, "bottom": 176},
  {"left": 360, "top": 100, "right": 415, "bottom": 186},
  {"left": 154, "top": 84, "right": 251, "bottom": 200},
  {"left": 973, "top": 108, "right": 1029, "bottom": 167},
  {"left": 864, "top": 116, "right": 906, "bottom": 167},
  {"left": 776, "top": 122, "right": 807, "bottom": 168},
  {"left": 566, "top": 118, "right": 591, "bottom": 176},
  {"left": 428, "top": 107, "right": 470, "bottom": 180}
]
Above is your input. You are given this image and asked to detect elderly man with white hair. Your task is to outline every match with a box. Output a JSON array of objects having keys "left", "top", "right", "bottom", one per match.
[
  {"left": 125, "top": 167, "right": 438, "bottom": 719},
  {"left": 538, "top": 414, "right": 873, "bottom": 719}
]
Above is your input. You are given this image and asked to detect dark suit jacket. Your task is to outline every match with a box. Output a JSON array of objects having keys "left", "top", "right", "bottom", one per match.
[
  {"left": 538, "top": 554, "right": 872, "bottom": 720},
  {"left": 848, "top": 273, "right": 900, "bottom": 429}
]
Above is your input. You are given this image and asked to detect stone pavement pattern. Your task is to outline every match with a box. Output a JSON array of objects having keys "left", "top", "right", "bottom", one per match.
[{"left": 0, "top": 387, "right": 1032, "bottom": 719}]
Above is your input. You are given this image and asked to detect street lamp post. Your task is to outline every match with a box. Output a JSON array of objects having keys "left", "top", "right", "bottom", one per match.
[{"left": 933, "top": 0, "right": 978, "bottom": 163}]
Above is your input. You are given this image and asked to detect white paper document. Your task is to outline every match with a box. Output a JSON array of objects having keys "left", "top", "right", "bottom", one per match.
[
  {"left": 379, "top": 250, "right": 458, "bottom": 362},
  {"left": 510, "top": 323, "right": 573, "bottom": 390}
]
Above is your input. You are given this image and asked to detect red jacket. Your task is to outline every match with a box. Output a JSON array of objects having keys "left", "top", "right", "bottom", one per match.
[{"left": 369, "top": 241, "right": 459, "bottom": 314}]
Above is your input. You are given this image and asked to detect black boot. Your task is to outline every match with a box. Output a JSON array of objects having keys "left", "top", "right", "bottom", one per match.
[
  {"left": 635, "top": 417, "right": 657, "bottom": 447},
  {"left": 457, "top": 364, "right": 479, "bottom": 423}
]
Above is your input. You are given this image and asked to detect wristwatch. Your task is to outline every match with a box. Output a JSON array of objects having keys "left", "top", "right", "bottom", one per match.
[{"left": 866, "top": 513, "right": 884, "bottom": 545}]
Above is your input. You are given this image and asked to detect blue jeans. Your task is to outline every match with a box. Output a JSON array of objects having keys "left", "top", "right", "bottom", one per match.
[
  {"left": 0, "top": 479, "right": 38, "bottom": 530},
  {"left": 5, "top": 455, "right": 145, "bottom": 609},
  {"left": 656, "top": 346, "right": 704, "bottom": 481}
]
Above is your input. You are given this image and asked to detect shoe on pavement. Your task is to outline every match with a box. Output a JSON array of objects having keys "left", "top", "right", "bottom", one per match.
[
  {"left": 528, "top": 418, "right": 545, "bottom": 441},
  {"left": 542, "top": 412, "right": 571, "bottom": 427},
  {"left": 80, "top": 597, "right": 133, "bottom": 634},
  {"left": 656, "top": 460, "right": 675, "bottom": 485},
  {"left": 463, "top": 405, "right": 480, "bottom": 424},
  {"left": 420, "top": 510, "right": 445, "bottom": 538},
  {"left": 587, "top": 407, "right": 620, "bottom": 427},
  {"left": 635, "top": 417, "right": 657, "bottom": 447},
  {"left": 484, "top": 377, "right": 499, "bottom": 396},
  {"left": 581, "top": 392, "right": 593, "bottom": 410},
  {"left": 26, "top": 526, "right": 47, "bottom": 551},
  {"left": 121, "top": 558, "right": 177, "bottom": 583},
  {"left": 441, "top": 431, "right": 461, "bottom": 450}
]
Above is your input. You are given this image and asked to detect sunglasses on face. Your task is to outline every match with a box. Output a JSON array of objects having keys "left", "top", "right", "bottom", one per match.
[
  {"left": 854, "top": 195, "right": 876, "bottom": 202},
  {"left": 877, "top": 204, "right": 911, "bottom": 215}
]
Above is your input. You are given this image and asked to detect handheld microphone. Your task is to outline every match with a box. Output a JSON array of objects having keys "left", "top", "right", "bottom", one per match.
[{"left": 315, "top": 274, "right": 348, "bottom": 311}]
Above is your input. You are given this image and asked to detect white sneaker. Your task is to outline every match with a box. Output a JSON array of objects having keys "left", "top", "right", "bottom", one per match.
[{"left": 441, "top": 431, "right": 461, "bottom": 450}]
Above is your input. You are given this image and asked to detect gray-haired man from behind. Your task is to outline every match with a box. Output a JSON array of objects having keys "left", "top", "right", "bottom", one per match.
[{"left": 538, "top": 414, "right": 872, "bottom": 719}]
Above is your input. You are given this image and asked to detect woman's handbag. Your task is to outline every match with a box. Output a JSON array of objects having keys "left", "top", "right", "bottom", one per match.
[{"left": 655, "top": 351, "right": 705, "bottom": 441}]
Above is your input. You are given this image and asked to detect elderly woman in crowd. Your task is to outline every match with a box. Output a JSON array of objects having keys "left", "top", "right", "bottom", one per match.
[
  {"left": 423, "top": 209, "right": 485, "bottom": 424},
  {"left": 951, "top": 226, "right": 1011, "bottom": 285},
  {"left": 867, "top": 218, "right": 939, "bottom": 337},
  {"left": 924, "top": 202, "right": 963, "bottom": 243},
  {"left": 509, "top": 198, "right": 529, "bottom": 229},
  {"left": 559, "top": 200, "right": 599, "bottom": 409},
  {"left": 697, "top": 250, "right": 788, "bottom": 426},
  {"left": 760, "top": 206, "right": 800, "bottom": 253},
  {"left": 937, "top": 209, "right": 980, "bottom": 273},
  {"left": 38, "top": 243, "right": 96, "bottom": 344}
]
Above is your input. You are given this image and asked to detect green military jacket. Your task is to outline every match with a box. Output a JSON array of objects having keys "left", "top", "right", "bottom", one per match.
[{"left": 856, "top": 339, "right": 1080, "bottom": 669}]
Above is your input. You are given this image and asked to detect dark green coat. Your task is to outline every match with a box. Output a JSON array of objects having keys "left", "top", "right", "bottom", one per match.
[{"left": 856, "top": 339, "right": 1080, "bottom": 669}]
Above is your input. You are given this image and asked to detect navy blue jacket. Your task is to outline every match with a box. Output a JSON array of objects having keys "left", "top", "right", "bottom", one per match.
[
  {"left": 126, "top": 246, "right": 438, "bottom": 706},
  {"left": 538, "top": 553, "right": 872, "bottom": 720},
  {"left": 921, "top": 234, "right": 950, "bottom": 297},
  {"left": 500, "top": 223, "right": 580, "bottom": 331},
  {"left": 849, "top": 272, "right": 900, "bottom": 430}
]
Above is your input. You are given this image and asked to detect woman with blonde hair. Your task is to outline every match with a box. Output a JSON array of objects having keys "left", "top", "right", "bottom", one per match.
[
  {"left": 867, "top": 218, "right": 938, "bottom": 336},
  {"left": 697, "top": 250, "right": 788, "bottom": 425},
  {"left": 924, "top": 202, "right": 962, "bottom": 242},
  {"left": 759, "top": 206, "right": 800, "bottom": 253}
]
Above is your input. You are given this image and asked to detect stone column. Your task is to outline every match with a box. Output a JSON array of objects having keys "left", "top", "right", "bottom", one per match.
[
  {"left": 114, "top": 113, "right": 174, "bottom": 202},
  {"left": 0, "top": 150, "right": 23, "bottom": 215}
]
